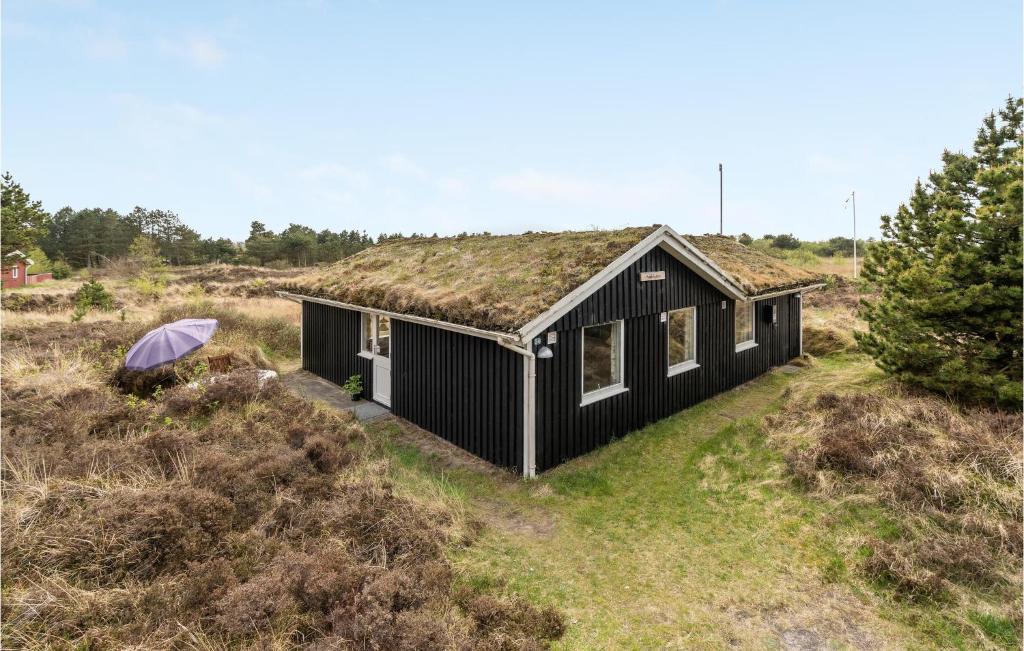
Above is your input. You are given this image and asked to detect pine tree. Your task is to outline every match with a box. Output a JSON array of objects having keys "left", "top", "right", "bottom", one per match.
[
  {"left": 1, "top": 173, "right": 50, "bottom": 255},
  {"left": 856, "top": 96, "right": 1023, "bottom": 409}
]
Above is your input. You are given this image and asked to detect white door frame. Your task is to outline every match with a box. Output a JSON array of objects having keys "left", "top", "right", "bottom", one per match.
[{"left": 371, "top": 315, "right": 392, "bottom": 407}]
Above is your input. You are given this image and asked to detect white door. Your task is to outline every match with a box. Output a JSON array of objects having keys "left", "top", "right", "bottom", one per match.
[{"left": 372, "top": 315, "right": 391, "bottom": 406}]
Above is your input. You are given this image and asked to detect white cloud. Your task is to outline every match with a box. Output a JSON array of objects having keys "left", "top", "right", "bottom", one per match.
[
  {"left": 158, "top": 34, "right": 227, "bottom": 69},
  {"left": 492, "top": 169, "right": 595, "bottom": 203},
  {"left": 4, "top": 20, "right": 44, "bottom": 41},
  {"left": 228, "top": 171, "right": 272, "bottom": 202},
  {"left": 84, "top": 29, "right": 127, "bottom": 60},
  {"left": 492, "top": 168, "right": 688, "bottom": 207},
  {"left": 296, "top": 163, "right": 369, "bottom": 187},
  {"left": 117, "top": 95, "right": 223, "bottom": 128},
  {"left": 110, "top": 93, "right": 226, "bottom": 152},
  {"left": 381, "top": 153, "right": 426, "bottom": 178},
  {"left": 435, "top": 176, "right": 466, "bottom": 197}
]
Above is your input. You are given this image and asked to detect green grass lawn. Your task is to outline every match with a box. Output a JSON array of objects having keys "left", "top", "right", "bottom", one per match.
[{"left": 366, "top": 356, "right": 1012, "bottom": 650}]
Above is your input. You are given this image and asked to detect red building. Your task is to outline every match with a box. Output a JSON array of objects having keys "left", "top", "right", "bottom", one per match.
[{"left": 1, "top": 251, "right": 53, "bottom": 288}]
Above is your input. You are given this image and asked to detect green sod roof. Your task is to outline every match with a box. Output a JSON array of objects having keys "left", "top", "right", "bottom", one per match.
[
  {"left": 283, "top": 227, "right": 823, "bottom": 333},
  {"left": 684, "top": 235, "right": 825, "bottom": 297}
]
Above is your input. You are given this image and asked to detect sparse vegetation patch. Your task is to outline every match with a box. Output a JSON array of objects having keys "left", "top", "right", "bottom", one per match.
[{"left": 767, "top": 386, "right": 1022, "bottom": 640}]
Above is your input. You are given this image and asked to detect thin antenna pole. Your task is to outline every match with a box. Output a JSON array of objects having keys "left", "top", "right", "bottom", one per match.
[
  {"left": 718, "top": 163, "right": 723, "bottom": 235},
  {"left": 852, "top": 191, "right": 857, "bottom": 278}
]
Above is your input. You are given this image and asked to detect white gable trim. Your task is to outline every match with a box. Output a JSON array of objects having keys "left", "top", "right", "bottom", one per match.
[{"left": 517, "top": 226, "right": 748, "bottom": 342}]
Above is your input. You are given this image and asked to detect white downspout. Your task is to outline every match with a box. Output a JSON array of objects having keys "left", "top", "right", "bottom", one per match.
[{"left": 498, "top": 339, "right": 536, "bottom": 478}]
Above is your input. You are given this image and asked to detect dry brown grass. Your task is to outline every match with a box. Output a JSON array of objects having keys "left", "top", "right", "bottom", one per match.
[
  {"left": 802, "top": 324, "right": 857, "bottom": 356},
  {"left": 2, "top": 270, "right": 563, "bottom": 649},
  {"left": 686, "top": 234, "right": 826, "bottom": 296},
  {"left": 767, "top": 386, "right": 1022, "bottom": 608},
  {"left": 1, "top": 264, "right": 301, "bottom": 331},
  {"left": 799, "top": 276, "right": 871, "bottom": 357}
]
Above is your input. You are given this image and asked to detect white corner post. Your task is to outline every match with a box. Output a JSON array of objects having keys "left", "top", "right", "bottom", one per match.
[{"left": 499, "top": 339, "right": 537, "bottom": 478}]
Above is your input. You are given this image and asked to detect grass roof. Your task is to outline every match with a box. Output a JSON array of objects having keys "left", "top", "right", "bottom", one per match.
[
  {"left": 684, "top": 235, "right": 826, "bottom": 297},
  {"left": 283, "top": 227, "right": 823, "bottom": 333}
]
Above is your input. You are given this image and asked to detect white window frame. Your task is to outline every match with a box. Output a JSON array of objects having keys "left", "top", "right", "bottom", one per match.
[
  {"left": 358, "top": 312, "right": 377, "bottom": 359},
  {"left": 11, "top": 266, "right": 18, "bottom": 279},
  {"left": 667, "top": 307, "right": 699, "bottom": 376},
  {"left": 580, "top": 320, "right": 628, "bottom": 406},
  {"left": 734, "top": 300, "right": 758, "bottom": 352}
]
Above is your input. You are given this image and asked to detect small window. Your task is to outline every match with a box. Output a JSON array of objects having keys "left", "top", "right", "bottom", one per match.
[
  {"left": 360, "top": 312, "right": 373, "bottom": 354},
  {"left": 667, "top": 307, "right": 698, "bottom": 374},
  {"left": 11, "top": 266, "right": 18, "bottom": 279},
  {"left": 581, "top": 320, "right": 625, "bottom": 405},
  {"left": 376, "top": 315, "right": 390, "bottom": 358},
  {"left": 360, "top": 313, "right": 392, "bottom": 358},
  {"left": 735, "top": 301, "right": 756, "bottom": 351}
]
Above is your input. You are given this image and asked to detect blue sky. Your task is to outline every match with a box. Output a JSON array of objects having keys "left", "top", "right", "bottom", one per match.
[{"left": 3, "top": 1, "right": 1020, "bottom": 241}]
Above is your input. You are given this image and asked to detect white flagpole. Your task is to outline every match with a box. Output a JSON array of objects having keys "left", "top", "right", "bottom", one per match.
[{"left": 845, "top": 191, "right": 857, "bottom": 278}]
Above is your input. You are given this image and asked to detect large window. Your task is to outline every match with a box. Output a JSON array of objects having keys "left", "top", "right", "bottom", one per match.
[
  {"left": 735, "top": 301, "right": 756, "bottom": 351},
  {"left": 581, "top": 320, "right": 625, "bottom": 405},
  {"left": 667, "top": 307, "right": 697, "bottom": 375}
]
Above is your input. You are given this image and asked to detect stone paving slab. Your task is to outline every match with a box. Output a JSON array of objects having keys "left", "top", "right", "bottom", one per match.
[
  {"left": 282, "top": 370, "right": 391, "bottom": 422},
  {"left": 351, "top": 401, "right": 391, "bottom": 422}
]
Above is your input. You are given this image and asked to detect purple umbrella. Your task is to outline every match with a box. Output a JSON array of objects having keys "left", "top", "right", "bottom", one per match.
[{"left": 124, "top": 318, "right": 219, "bottom": 371}]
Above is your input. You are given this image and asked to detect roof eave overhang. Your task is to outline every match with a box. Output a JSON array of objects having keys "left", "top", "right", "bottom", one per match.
[
  {"left": 749, "top": 283, "right": 827, "bottom": 300},
  {"left": 276, "top": 291, "right": 526, "bottom": 347}
]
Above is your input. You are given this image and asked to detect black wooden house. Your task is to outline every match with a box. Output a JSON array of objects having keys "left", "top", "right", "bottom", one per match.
[{"left": 280, "top": 225, "right": 824, "bottom": 477}]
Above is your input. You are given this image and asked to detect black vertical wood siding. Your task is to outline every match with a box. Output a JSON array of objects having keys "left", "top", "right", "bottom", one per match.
[
  {"left": 301, "top": 301, "right": 524, "bottom": 474},
  {"left": 391, "top": 320, "right": 524, "bottom": 473},
  {"left": 534, "top": 244, "right": 802, "bottom": 472},
  {"left": 301, "top": 301, "right": 372, "bottom": 389}
]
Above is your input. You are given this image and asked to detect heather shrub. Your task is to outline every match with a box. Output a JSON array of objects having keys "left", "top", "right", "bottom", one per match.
[
  {"left": 768, "top": 387, "right": 1021, "bottom": 604},
  {"left": 2, "top": 330, "right": 563, "bottom": 648}
]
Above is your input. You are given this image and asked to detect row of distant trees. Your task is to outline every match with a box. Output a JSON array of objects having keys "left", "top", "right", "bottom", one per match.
[
  {"left": 0, "top": 174, "right": 377, "bottom": 269},
  {"left": 243, "top": 221, "right": 374, "bottom": 267}
]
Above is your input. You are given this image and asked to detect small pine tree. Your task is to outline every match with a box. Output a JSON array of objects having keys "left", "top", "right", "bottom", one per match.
[
  {"left": 856, "top": 96, "right": 1023, "bottom": 409},
  {"left": 1, "top": 173, "right": 50, "bottom": 255},
  {"left": 128, "top": 235, "right": 165, "bottom": 271}
]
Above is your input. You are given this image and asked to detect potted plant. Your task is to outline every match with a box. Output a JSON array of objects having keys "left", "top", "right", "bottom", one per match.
[{"left": 342, "top": 374, "right": 364, "bottom": 401}]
